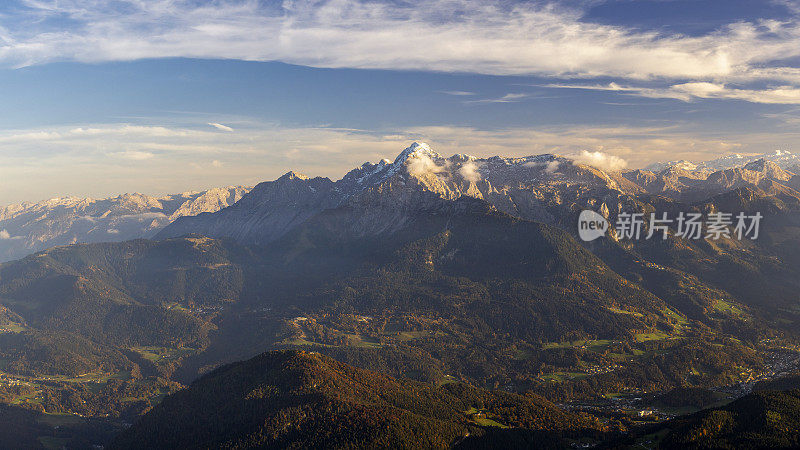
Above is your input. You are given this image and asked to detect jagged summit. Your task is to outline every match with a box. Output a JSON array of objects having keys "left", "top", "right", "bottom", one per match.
[
  {"left": 449, "top": 153, "right": 478, "bottom": 162},
  {"left": 278, "top": 171, "right": 310, "bottom": 181},
  {"left": 392, "top": 142, "right": 443, "bottom": 165},
  {"left": 744, "top": 158, "right": 781, "bottom": 172}
]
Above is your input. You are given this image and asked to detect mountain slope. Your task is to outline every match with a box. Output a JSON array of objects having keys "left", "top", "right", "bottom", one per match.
[
  {"left": 657, "top": 389, "right": 800, "bottom": 449},
  {"left": 111, "top": 350, "right": 603, "bottom": 449}
]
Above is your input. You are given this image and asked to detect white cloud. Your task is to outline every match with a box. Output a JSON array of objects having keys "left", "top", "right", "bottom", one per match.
[
  {"left": 439, "top": 91, "right": 476, "bottom": 96},
  {"left": 465, "top": 93, "right": 528, "bottom": 104},
  {"left": 523, "top": 159, "right": 562, "bottom": 173},
  {"left": 545, "top": 81, "right": 800, "bottom": 105},
  {"left": 0, "top": 229, "right": 11, "bottom": 239},
  {"left": 571, "top": 150, "right": 628, "bottom": 172},
  {"left": 110, "top": 150, "right": 155, "bottom": 160},
  {"left": 0, "top": 0, "right": 797, "bottom": 89},
  {"left": 458, "top": 161, "right": 482, "bottom": 182},
  {"left": 668, "top": 83, "right": 800, "bottom": 104},
  {"left": 407, "top": 154, "right": 448, "bottom": 178},
  {"left": 208, "top": 122, "right": 234, "bottom": 132}
]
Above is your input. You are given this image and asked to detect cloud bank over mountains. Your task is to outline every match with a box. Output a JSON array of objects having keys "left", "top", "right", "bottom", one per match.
[
  {"left": 5, "top": 118, "right": 797, "bottom": 205},
  {"left": 6, "top": 113, "right": 800, "bottom": 205}
]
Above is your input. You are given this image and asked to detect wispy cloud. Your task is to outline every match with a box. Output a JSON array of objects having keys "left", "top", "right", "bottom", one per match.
[
  {"left": 208, "top": 122, "right": 234, "bottom": 132},
  {"left": 762, "top": 108, "right": 800, "bottom": 125},
  {"left": 109, "top": 150, "right": 156, "bottom": 160},
  {"left": 439, "top": 91, "right": 476, "bottom": 96},
  {"left": 465, "top": 93, "right": 528, "bottom": 104},
  {"left": 544, "top": 82, "right": 800, "bottom": 105},
  {"left": 0, "top": 0, "right": 798, "bottom": 89}
]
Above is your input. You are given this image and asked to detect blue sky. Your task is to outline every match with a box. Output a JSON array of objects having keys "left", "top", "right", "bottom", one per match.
[{"left": 0, "top": 0, "right": 799, "bottom": 204}]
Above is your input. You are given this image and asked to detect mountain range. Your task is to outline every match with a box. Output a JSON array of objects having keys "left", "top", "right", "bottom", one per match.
[
  {"left": 0, "top": 143, "right": 799, "bottom": 448},
  {"left": 157, "top": 143, "right": 800, "bottom": 251},
  {"left": 644, "top": 150, "right": 800, "bottom": 173},
  {"left": 5, "top": 145, "right": 799, "bottom": 264},
  {"left": 0, "top": 186, "right": 250, "bottom": 263}
]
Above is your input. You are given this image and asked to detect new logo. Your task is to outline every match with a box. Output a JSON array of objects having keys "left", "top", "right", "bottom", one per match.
[{"left": 578, "top": 210, "right": 609, "bottom": 242}]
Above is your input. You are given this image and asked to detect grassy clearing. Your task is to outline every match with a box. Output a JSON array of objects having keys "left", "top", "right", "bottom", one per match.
[
  {"left": 512, "top": 348, "right": 536, "bottom": 361},
  {"left": 608, "top": 348, "right": 646, "bottom": 362},
  {"left": 712, "top": 299, "right": 746, "bottom": 317},
  {"left": 131, "top": 346, "right": 195, "bottom": 363},
  {"left": 343, "top": 334, "right": 383, "bottom": 349},
  {"left": 634, "top": 332, "right": 671, "bottom": 342},
  {"left": 12, "top": 392, "right": 41, "bottom": 405},
  {"left": 606, "top": 307, "right": 644, "bottom": 317},
  {"left": 162, "top": 302, "right": 189, "bottom": 312},
  {"left": 284, "top": 334, "right": 384, "bottom": 349},
  {"left": 541, "top": 371, "right": 588, "bottom": 382},
  {"left": 475, "top": 417, "right": 509, "bottom": 428},
  {"left": 437, "top": 374, "right": 458, "bottom": 387},
  {"left": 662, "top": 307, "right": 689, "bottom": 327},
  {"left": 542, "top": 340, "right": 614, "bottom": 352},
  {"left": 465, "top": 407, "right": 509, "bottom": 428},
  {"left": 0, "top": 323, "right": 27, "bottom": 333},
  {"left": 35, "top": 370, "right": 128, "bottom": 384},
  {"left": 393, "top": 331, "right": 432, "bottom": 342},
  {"left": 282, "top": 338, "right": 337, "bottom": 348}
]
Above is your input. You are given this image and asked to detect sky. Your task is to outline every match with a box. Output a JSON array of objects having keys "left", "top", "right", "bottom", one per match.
[{"left": 0, "top": 0, "right": 799, "bottom": 204}]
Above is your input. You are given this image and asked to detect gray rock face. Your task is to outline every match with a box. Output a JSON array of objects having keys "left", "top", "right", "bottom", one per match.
[
  {"left": 0, "top": 186, "right": 249, "bottom": 262},
  {"left": 157, "top": 142, "right": 630, "bottom": 244},
  {"left": 159, "top": 173, "right": 341, "bottom": 246},
  {"left": 623, "top": 158, "right": 800, "bottom": 202}
]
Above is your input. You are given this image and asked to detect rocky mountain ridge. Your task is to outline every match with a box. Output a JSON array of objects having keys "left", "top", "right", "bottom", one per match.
[
  {"left": 159, "top": 143, "right": 800, "bottom": 247},
  {"left": 158, "top": 142, "right": 629, "bottom": 243},
  {"left": 0, "top": 186, "right": 250, "bottom": 262},
  {"left": 645, "top": 150, "right": 800, "bottom": 172}
]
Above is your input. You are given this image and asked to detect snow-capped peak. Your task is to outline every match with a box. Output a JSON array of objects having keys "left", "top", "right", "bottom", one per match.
[
  {"left": 392, "top": 142, "right": 443, "bottom": 165},
  {"left": 645, "top": 160, "right": 698, "bottom": 172},
  {"left": 645, "top": 150, "right": 798, "bottom": 172},
  {"left": 449, "top": 153, "right": 478, "bottom": 162}
]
